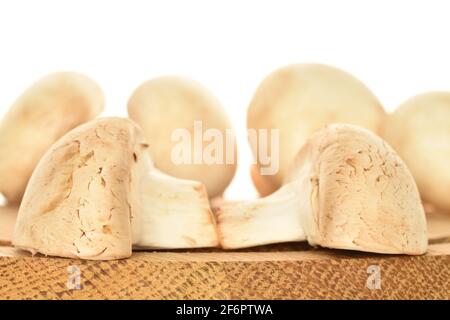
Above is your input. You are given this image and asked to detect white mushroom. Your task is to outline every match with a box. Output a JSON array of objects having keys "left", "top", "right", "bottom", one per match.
[
  {"left": 381, "top": 92, "right": 450, "bottom": 213},
  {"left": 248, "top": 64, "right": 385, "bottom": 195},
  {"left": 127, "top": 76, "right": 237, "bottom": 198},
  {"left": 0, "top": 72, "right": 104, "bottom": 204},
  {"left": 13, "top": 118, "right": 218, "bottom": 260},
  {"left": 217, "top": 124, "right": 427, "bottom": 255}
]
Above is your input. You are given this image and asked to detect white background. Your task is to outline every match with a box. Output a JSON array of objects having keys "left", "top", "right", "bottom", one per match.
[{"left": 1, "top": 0, "right": 449, "bottom": 200}]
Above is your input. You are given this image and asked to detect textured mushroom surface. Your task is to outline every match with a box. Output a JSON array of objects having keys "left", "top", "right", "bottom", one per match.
[
  {"left": 287, "top": 124, "right": 428, "bottom": 254},
  {"left": 381, "top": 92, "right": 450, "bottom": 213},
  {"left": 13, "top": 118, "right": 142, "bottom": 260},
  {"left": 0, "top": 72, "right": 104, "bottom": 204},
  {"left": 128, "top": 76, "right": 236, "bottom": 198},
  {"left": 248, "top": 64, "right": 384, "bottom": 194}
]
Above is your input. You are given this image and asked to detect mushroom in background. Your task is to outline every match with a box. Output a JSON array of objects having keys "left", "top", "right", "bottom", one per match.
[
  {"left": 381, "top": 92, "right": 450, "bottom": 213},
  {"left": 248, "top": 63, "right": 385, "bottom": 196},
  {"left": 0, "top": 72, "right": 104, "bottom": 205},
  {"left": 127, "top": 76, "right": 237, "bottom": 199},
  {"left": 217, "top": 124, "right": 427, "bottom": 255},
  {"left": 13, "top": 118, "right": 218, "bottom": 260},
  {"left": 250, "top": 164, "right": 277, "bottom": 197}
]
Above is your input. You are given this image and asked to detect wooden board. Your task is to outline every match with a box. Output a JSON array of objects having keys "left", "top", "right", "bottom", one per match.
[{"left": 0, "top": 206, "right": 449, "bottom": 299}]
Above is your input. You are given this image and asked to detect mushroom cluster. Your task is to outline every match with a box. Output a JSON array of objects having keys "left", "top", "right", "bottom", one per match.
[{"left": 1, "top": 65, "right": 438, "bottom": 260}]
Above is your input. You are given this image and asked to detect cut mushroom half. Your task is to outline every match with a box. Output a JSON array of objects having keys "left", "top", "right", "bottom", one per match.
[
  {"left": 13, "top": 117, "right": 218, "bottom": 260},
  {"left": 217, "top": 124, "right": 428, "bottom": 255}
]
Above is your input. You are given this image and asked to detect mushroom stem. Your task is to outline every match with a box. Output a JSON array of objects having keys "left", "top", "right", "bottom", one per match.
[
  {"left": 216, "top": 181, "right": 306, "bottom": 249},
  {"left": 133, "top": 170, "right": 219, "bottom": 249}
]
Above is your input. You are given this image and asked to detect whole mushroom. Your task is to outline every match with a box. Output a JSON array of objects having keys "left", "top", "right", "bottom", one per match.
[
  {"left": 381, "top": 92, "right": 450, "bottom": 213},
  {"left": 127, "top": 76, "right": 237, "bottom": 199},
  {"left": 0, "top": 72, "right": 104, "bottom": 204},
  {"left": 248, "top": 64, "right": 385, "bottom": 195}
]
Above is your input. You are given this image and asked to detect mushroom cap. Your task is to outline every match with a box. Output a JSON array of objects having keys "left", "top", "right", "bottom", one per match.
[
  {"left": 0, "top": 72, "right": 104, "bottom": 204},
  {"left": 248, "top": 63, "right": 384, "bottom": 193},
  {"left": 287, "top": 124, "right": 427, "bottom": 255},
  {"left": 381, "top": 92, "right": 450, "bottom": 213},
  {"left": 127, "top": 76, "right": 237, "bottom": 198},
  {"left": 13, "top": 117, "right": 148, "bottom": 260}
]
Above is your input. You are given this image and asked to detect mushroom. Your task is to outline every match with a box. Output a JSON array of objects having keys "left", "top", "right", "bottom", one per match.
[
  {"left": 250, "top": 164, "right": 277, "bottom": 197},
  {"left": 0, "top": 72, "right": 104, "bottom": 205},
  {"left": 248, "top": 63, "right": 385, "bottom": 195},
  {"left": 381, "top": 92, "right": 450, "bottom": 213},
  {"left": 127, "top": 76, "right": 237, "bottom": 198},
  {"left": 217, "top": 124, "right": 427, "bottom": 255},
  {"left": 13, "top": 118, "right": 218, "bottom": 260}
]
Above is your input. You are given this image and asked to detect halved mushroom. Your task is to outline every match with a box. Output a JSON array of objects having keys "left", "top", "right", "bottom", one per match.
[
  {"left": 13, "top": 118, "right": 218, "bottom": 260},
  {"left": 248, "top": 64, "right": 385, "bottom": 195},
  {"left": 127, "top": 76, "right": 237, "bottom": 199},
  {"left": 381, "top": 92, "right": 450, "bottom": 213},
  {"left": 217, "top": 124, "right": 427, "bottom": 255},
  {"left": 0, "top": 72, "right": 104, "bottom": 205}
]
